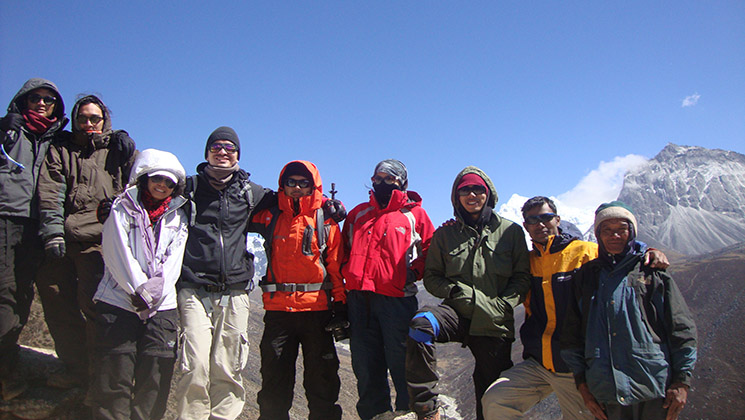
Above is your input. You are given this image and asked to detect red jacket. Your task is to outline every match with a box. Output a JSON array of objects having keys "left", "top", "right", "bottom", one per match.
[
  {"left": 342, "top": 189, "right": 434, "bottom": 297},
  {"left": 251, "top": 161, "right": 345, "bottom": 311}
]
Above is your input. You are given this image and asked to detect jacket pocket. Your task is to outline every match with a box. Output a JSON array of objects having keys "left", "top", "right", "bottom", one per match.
[
  {"left": 444, "top": 244, "right": 470, "bottom": 278},
  {"left": 629, "top": 347, "right": 669, "bottom": 398},
  {"left": 302, "top": 225, "right": 315, "bottom": 256},
  {"left": 483, "top": 239, "right": 514, "bottom": 280}
]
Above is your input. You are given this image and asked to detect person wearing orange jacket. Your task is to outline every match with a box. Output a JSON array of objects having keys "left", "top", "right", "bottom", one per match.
[{"left": 250, "top": 160, "right": 346, "bottom": 420}]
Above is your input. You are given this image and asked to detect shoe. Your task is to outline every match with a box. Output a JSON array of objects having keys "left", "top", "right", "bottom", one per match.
[
  {"left": 47, "top": 370, "right": 83, "bottom": 389},
  {"left": 418, "top": 409, "right": 441, "bottom": 420},
  {"left": 1, "top": 377, "right": 28, "bottom": 401}
]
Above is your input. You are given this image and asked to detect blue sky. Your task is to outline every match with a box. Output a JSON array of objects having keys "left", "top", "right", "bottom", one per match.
[{"left": 2, "top": 1, "right": 743, "bottom": 225}]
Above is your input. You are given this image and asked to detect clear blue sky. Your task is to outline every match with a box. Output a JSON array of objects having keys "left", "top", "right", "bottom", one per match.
[{"left": 2, "top": 1, "right": 743, "bottom": 225}]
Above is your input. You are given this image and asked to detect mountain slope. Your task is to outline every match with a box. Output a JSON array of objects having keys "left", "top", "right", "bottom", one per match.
[{"left": 618, "top": 143, "right": 745, "bottom": 255}]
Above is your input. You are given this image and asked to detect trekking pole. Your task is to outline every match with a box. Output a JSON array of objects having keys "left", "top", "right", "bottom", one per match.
[{"left": 329, "top": 182, "right": 337, "bottom": 200}]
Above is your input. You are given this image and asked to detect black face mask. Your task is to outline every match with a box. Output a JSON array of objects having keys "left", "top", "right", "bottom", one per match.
[{"left": 373, "top": 183, "right": 400, "bottom": 208}]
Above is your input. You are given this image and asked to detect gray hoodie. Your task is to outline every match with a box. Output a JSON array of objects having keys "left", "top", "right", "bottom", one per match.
[{"left": 1, "top": 78, "right": 68, "bottom": 219}]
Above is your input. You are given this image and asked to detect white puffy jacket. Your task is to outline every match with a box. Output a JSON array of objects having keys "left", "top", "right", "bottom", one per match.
[{"left": 94, "top": 149, "right": 188, "bottom": 316}]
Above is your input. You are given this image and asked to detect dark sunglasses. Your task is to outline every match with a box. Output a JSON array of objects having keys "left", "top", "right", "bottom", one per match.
[
  {"left": 524, "top": 213, "right": 558, "bottom": 225},
  {"left": 149, "top": 175, "right": 176, "bottom": 189},
  {"left": 457, "top": 186, "right": 487, "bottom": 196},
  {"left": 77, "top": 114, "right": 103, "bottom": 125},
  {"left": 285, "top": 178, "right": 311, "bottom": 188},
  {"left": 208, "top": 143, "right": 238, "bottom": 154},
  {"left": 27, "top": 93, "right": 57, "bottom": 105},
  {"left": 371, "top": 175, "right": 398, "bottom": 185}
]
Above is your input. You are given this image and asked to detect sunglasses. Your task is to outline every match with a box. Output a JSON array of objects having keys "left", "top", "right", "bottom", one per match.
[
  {"left": 457, "top": 186, "right": 487, "bottom": 196},
  {"left": 371, "top": 175, "right": 398, "bottom": 185},
  {"left": 77, "top": 114, "right": 103, "bottom": 125},
  {"left": 28, "top": 93, "right": 57, "bottom": 105},
  {"left": 149, "top": 175, "right": 176, "bottom": 189},
  {"left": 285, "top": 178, "right": 311, "bottom": 188},
  {"left": 524, "top": 213, "right": 558, "bottom": 225},
  {"left": 208, "top": 143, "right": 238, "bottom": 154}
]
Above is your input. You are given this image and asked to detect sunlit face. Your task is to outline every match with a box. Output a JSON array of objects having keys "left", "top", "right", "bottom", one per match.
[
  {"left": 599, "top": 218, "right": 631, "bottom": 255},
  {"left": 147, "top": 175, "right": 175, "bottom": 201},
  {"left": 284, "top": 175, "right": 313, "bottom": 200},
  {"left": 458, "top": 185, "right": 487, "bottom": 216},
  {"left": 26, "top": 88, "right": 57, "bottom": 118},
  {"left": 523, "top": 203, "right": 561, "bottom": 245},
  {"left": 76, "top": 103, "right": 104, "bottom": 133},
  {"left": 207, "top": 140, "right": 238, "bottom": 168}
]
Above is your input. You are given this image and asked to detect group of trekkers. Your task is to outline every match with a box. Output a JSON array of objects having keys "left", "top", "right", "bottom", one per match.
[{"left": 0, "top": 77, "right": 697, "bottom": 420}]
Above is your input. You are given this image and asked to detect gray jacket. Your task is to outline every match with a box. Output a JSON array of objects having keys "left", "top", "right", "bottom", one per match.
[{"left": 0, "top": 78, "right": 68, "bottom": 219}]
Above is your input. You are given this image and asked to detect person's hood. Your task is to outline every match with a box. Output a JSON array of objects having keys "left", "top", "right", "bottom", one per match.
[
  {"left": 8, "top": 78, "right": 66, "bottom": 119},
  {"left": 450, "top": 166, "right": 498, "bottom": 221},
  {"left": 277, "top": 160, "right": 323, "bottom": 214},
  {"left": 128, "top": 148, "right": 186, "bottom": 193},
  {"left": 70, "top": 95, "right": 112, "bottom": 134}
]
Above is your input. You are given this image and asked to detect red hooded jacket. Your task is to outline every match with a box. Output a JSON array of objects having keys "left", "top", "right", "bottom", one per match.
[{"left": 342, "top": 189, "right": 434, "bottom": 297}]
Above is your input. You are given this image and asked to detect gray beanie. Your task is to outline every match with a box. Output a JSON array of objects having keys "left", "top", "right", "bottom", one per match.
[
  {"left": 205, "top": 126, "right": 241, "bottom": 160},
  {"left": 373, "top": 159, "right": 408, "bottom": 190},
  {"left": 594, "top": 201, "right": 638, "bottom": 237}
]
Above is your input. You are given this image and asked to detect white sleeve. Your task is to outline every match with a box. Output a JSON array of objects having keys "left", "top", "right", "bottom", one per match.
[{"left": 102, "top": 204, "right": 149, "bottom": 294}]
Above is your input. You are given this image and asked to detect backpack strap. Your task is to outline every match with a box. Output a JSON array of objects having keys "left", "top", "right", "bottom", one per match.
[
  {"left": 185, "top": 175, "right": 198, "bottom": 226},
  {"left": 238, "top": 179, "right": 256, "bottom": 210},
  {"left": 258, "top": 206, "right": 281, "bottom": 295},
  {"left": 400, "top": 207, "right": 422, "bottom": 267}
]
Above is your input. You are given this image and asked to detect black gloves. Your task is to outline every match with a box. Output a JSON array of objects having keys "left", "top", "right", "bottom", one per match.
[
  {"left": 322, "top": 198, "right": 347, "bottom": 223},
  {"left": 1, "top": 113, "right": 24, "bottom": 150},
  {"left": 325, "top": 301, "right": 350, "bottom": 341},
  {"left": 97, "top": 197, "right": 115, "bottom": 224},
  {"left": 0, "top": 113, "right": 23, "bottom": 133},
  {"left": 44, "top": 236, "right": 66, "bottom": 259},
  {"left": 109, "top": 130, "right": 136, "bottom": 161},
  {"left": 130, "top": 293, "right": 149, "bottom": 312}
]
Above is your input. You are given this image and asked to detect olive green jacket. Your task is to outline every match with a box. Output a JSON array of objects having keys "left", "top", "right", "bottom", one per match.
[{"left": 423, "top": 166, "right": 531, "bottom": 339}]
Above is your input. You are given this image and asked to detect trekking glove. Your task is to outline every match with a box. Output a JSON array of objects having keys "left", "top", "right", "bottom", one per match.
[
  {"left": 97, "top": 197, "right": 115, "bottom": 224},
  {"left": 131, "top": 293, "right": 149, "bottom": 312},
  {"left": 325, "top": 301, "right": 350, "bottom": 341},
  {"left": 0, "top": 112, "right": 23, "bottom": 133},
  {"left": 44, "top": 236, "right": 66, "bottom": 259},
  {"left": 322, "top": 198, "right": 347, "bottom": 223},
  {"left": 109, "top": 130, "right": 136, "bottom": 162}
]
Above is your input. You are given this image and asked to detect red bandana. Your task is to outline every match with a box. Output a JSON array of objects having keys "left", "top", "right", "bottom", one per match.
[
  {"left": 141, "top": 189, "right": 172, "bottom": 226},
  {"left": 22, "top": 109, "right": 57, "bottom": 134}
]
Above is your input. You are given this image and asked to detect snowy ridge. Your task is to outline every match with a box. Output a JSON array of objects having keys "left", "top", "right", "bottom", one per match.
[
  {"left": 498, "top": 193, "right": 597, "bottom": 242},
  {"left": 619, "top": 144, "right": 745, "bottom": 255}
]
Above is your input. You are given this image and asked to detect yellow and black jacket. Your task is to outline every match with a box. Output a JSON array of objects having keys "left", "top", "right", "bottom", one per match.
[{"left": 520, "top": 232, "right": 597, "bottom": 373}]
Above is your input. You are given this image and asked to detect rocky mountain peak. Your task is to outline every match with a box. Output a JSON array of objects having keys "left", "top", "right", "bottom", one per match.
[{"left": 618, "top": 143, "right": 745, "bottom": 255}]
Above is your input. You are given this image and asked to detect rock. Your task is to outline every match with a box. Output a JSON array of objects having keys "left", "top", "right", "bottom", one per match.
[{"left": 0, "top": 346, "right": 87, "bottom": 420}]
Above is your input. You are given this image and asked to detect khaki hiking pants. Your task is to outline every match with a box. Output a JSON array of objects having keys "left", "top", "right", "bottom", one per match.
[{"left": 175, "top": 288, "right": 250, "bottom": 420}]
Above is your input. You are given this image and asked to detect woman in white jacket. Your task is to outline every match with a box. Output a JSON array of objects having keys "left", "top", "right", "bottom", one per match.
[{"left": 90, "top": 149, "right": 188, "bottom": 420}]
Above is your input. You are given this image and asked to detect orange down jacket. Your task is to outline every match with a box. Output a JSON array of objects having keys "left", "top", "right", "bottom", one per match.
[{"left": 250, "top": 160, "right": 345, "bottom": 311}]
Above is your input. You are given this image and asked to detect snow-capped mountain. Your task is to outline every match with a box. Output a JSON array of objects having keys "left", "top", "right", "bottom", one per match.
[
  {"left": 498, "top": 143, "right": 745, "bottom": 256},
  {"left": 618, "top": 143, "right": 745, "bottom": 255}
]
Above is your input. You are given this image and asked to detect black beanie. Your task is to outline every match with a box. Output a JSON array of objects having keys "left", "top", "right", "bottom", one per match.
[
  {"left": 280, "top": 161, "right": 313, "bottom": 187},
  {"left": 205, "top": 126, "right": 241, "bottom": 160}
]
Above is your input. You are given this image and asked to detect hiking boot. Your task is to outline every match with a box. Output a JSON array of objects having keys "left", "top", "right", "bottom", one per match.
[
  {"left": 47, "top": 370, "right": 83, "bottom": 389},
  {"left": 418, "top": 409, "right": 441, "bottom": 420},
  {"left": 1, "top": 377, "right": 28, "bottom": 401}
]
